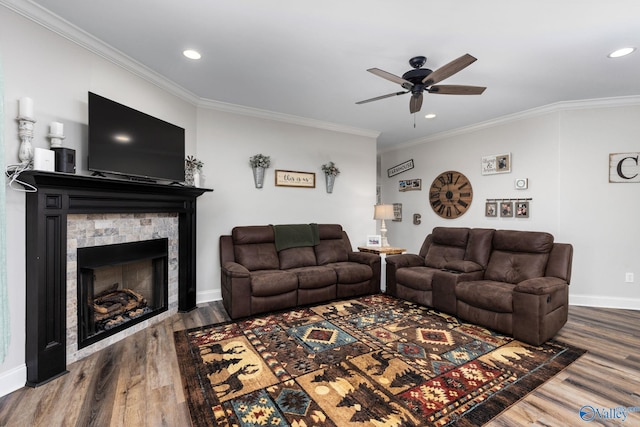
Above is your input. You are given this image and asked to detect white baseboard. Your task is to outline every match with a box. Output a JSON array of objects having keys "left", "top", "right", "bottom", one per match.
[
  {"left": 570, "top": 294, "right": 640, "bottom": 311},
  {"left": 0, "top": 364, "right": 26, "bottom": 398},
  {"left": 197, "top": 289, "right": 222, "bottom": 304}
]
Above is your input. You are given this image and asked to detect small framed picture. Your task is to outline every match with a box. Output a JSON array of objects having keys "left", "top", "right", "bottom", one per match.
[
  {"left": 393, "top": 203, "right": 402, "bottom": 222},
  {"left": 367, "top": 235, "right": 382, "bottom": 247},
  {"left": 485, "top": 202, "right": 497, "bottom": 217},
  {"left": 500, "top": 201, "right": 513, "bottom": 217},
  {"left": 482, "top": 153, "right": 512, "bottom": 175},
  {"left": 399, "top": 178, "right": 422, "bottom": 192},
  {"left": 516, "top": 201, "right": 530, "bottom": 218}
]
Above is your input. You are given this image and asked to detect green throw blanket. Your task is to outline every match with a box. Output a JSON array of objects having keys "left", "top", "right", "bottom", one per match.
[{"left": 273, "top": 223, "right": 320, "bottom": 251}]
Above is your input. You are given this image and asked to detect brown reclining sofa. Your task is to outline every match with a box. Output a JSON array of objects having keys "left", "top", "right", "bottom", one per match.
[
  {"left": 385, "top": 227, "right": 573, "bottom": 345},
  {"left": 220, "top": 224, "right": 380, "bottom": 319}
]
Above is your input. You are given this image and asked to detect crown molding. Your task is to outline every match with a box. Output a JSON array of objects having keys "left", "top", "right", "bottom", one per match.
[
  {"left": 197, "top": 98, "right": 380, "bottom": 139},
  {"left": 1, "top": 0, "right": 201, "bottom": 104},
  {"left": 2, "top": 0, "right": 380, "bottom": 139},
  {"left": 381, "top": 95, "right": 640, "bottom": 153}
]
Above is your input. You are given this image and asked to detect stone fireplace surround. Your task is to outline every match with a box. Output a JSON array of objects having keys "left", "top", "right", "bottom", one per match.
[
  {"left": 67, "top": 213, "right": 178, "bottom": 363},
  {"left": 20, "top": 171, "right": 210, "bottom": 386}
]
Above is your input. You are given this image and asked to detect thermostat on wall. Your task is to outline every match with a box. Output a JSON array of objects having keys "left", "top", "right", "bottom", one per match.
[{"left": 515, "top": 178, "right": 528, "bottom": 190}]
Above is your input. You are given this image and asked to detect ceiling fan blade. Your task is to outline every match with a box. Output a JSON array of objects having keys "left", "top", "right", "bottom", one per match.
[
  {"left": 428, "top": 85, "right": 486, "bottom": 95},
  {"left": 422, "top": 53, "right": 477, "bottom": 85},
  {"left": 356, "top": 91, "right": 409, "bottom": 105},
  {"left": 367, "top": 68, "right": 414, "bottom": 88},
  {"left": 409, "top": 93, "right": 423, "bottom": 114}
]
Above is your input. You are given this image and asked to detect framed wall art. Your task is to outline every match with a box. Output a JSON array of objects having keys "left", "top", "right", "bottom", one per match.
[
  {"left": 609, "top": 152, "right": 640, "bottom": 183},
  {"left": 275, "top": 170, "right": 316, "bottom": 188},
  {"left": 482, "top": 153, "right": 512, "bottom": 175},
  {"left": 393, "top": 203, "right": 402, "bottom": 222},
  {"left": 500, "top": 201, "right": 513, "bottom": 217},
  {"left": 485, "top": 201, "right": 497, "bottom": 217},
  {"left": 515, "top": 201, "right": 530, "bottom": 218},
  {"left": 399, "top": 178, "right": 421, "bottom": 192}
]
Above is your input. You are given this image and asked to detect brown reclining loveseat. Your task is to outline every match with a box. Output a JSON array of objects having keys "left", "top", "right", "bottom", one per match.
[
  {"left": 220, "top": 224, "right": 380, "bottom": 319},
  {"left": 386, "top": 227, "right": 573, "bottom": 345}
]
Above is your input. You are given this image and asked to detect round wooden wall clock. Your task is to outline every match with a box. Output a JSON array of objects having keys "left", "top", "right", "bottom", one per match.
[{"left": 429, "top": 171, "right": 473, "bottom": 218}]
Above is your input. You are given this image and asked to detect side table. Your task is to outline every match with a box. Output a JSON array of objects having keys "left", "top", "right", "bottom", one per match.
[{"left": 357, "top": 246, "right": 406, "bottom": 292}]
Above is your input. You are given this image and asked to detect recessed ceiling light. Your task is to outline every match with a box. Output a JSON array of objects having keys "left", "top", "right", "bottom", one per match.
[
  {"left": 608, "top": 47, "right": 635, "bottom": 58},
  {"left": 425, "top": 113, "right": 437, "bottom": 119},
  {"left": 183, "top": 49, "right": 202, "bottom": 60}
]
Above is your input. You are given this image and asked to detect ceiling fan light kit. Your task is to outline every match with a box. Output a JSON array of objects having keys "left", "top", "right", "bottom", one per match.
[{"left": 357, "top": 54, "right": 486, "bottom": 114}]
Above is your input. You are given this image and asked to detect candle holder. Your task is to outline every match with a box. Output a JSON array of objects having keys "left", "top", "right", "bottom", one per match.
[
  {"left": 47, "top": 133, "right": 65, "bottom": 148},
  {"left": 17, "top": 116, "right": 36, "bottom": 165}
]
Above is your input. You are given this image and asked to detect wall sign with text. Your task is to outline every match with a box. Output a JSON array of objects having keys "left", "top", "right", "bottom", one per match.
[
  {"left": 388, "top": 159, "right": 414, "bottom": 177},
  {"left": 481, "top": 153, "right": 511, "bottom": 175},
  {"left": 609, "top": 152, "right": 640, "bottom": 183},
  {"left": 275, "top": 170, "right": 316, "bottom": 187}
]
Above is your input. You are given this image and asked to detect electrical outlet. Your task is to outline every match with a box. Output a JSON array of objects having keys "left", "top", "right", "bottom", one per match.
[{"left": 625, "top": 272, "right": 634, "bottom": 283}]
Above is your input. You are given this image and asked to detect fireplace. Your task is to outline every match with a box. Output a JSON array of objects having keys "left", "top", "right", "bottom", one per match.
[
  {"left": 21, "top": 171, "right": 210, "bottom": 386},
  {"left": 77, "top": 239, "right": 169, "bottom": 349}
]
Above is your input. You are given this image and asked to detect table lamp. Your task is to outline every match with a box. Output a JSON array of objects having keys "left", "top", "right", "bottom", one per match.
[{"left": 373, "top": 204, "right": 395, "bottom": 247}]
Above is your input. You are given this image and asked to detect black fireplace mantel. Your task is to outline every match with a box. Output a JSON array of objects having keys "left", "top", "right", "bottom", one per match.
[{"left": 20, "top": 171, "right": 212, "bottom": 386}]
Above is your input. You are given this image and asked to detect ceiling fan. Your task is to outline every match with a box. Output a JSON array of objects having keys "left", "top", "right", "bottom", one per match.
[{"left": 356, "top": 54, "right": 486, "bottom": 114}]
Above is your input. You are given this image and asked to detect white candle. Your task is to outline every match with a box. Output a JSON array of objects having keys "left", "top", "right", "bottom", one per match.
[
  {"left": 19, "top": 97, "right": 34, "bottom": 118},
  {"left": 50, "top": 121, "right": 64, "bottom": 136}
]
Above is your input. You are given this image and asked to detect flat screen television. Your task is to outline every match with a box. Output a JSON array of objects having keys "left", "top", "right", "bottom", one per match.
[{"left": 88, "top": 92, "right": 185, "bottom": 183}]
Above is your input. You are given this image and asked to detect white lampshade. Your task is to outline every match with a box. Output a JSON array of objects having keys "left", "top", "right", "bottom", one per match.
[{"left": 373, "top": 204, "right": 395, "bottom": 220}]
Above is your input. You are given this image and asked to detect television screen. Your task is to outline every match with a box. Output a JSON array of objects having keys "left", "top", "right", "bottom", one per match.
[{"left": 88, "top": 92, "right": 185, "bottom": 182}]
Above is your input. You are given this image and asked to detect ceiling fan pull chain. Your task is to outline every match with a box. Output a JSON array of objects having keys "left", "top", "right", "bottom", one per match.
[{"left": 413, "top": 113, "right": 416, "bottom": 128}]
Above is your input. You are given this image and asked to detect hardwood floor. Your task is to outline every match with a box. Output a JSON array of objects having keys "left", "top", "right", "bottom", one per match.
[{"left": 1, "top": 302, "right": 639, "bottom": 426}]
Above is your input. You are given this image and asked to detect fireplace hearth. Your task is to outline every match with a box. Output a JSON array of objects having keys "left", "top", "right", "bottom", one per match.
[{"left": 77, "top": 239, "right": 168, "bottom": 349}]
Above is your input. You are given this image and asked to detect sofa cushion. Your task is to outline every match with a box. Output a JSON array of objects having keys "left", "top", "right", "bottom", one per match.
[
  {"left": 483, "top": 230, "right": 554, "bottom": 284},
  {"left": 432, "top": 227, "right": 470, "bottom": 246},
  {"left": 456, "top": 280, "right": 515, "bottom": 313},
  {"left": 465, "top": 228, "right": 495, "bottom": 268},
  {"left": 290, "top": 266, "right": 337, "bottom": 289},
  {"left": 396, "top": 266, "right": 438, "bottom": 291},
  {"left": 492, "top": 230, "right": 554, "bottom": 253},
  {"left": 424, "top": 227, "right": 469, "bottom": 268},
  {"left": 327, "top": 262, "right": 372, "bottom": 284},
  {"left": 317, "top": 224, "right": 344, "bottom": 239},
  {"left": 424, "top": 245, "right": 466, "bottom": 269},
  {"left": 232, "top": 225, "right": 274, "bottom": 244},
  {"left": 250, "top": 270, "right": 298, "bottom": 297},
  {"left": 279, "top": 247, "right": 317, "bottom": 269},
  {"left": 234, "top": 243, "right": 280, "bottom": 271},
  {"left": 485, "top": 252, "right": 549, "bottom": 284},
  {"left": 315, "top": 240, "right": 349, "bottom": 265}
]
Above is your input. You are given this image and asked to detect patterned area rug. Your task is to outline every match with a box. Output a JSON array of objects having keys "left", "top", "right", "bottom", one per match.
[{"left": 174, "top": 295, "right": 585, "bottom": 426}]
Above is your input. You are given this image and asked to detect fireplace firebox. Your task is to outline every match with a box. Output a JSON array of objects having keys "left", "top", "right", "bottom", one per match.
[{"left": 77, "top": 239, "right": 169, "bottom": 348}]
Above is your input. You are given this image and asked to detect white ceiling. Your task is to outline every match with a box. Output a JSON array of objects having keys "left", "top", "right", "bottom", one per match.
[{"left": 12, "top": 0, "right": 640, "bottom": 149}]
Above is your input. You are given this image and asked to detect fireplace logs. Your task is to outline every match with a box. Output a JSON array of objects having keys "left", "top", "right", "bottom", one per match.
[{"left": 93, "top": 286, "right": 151, "bottom": 331}]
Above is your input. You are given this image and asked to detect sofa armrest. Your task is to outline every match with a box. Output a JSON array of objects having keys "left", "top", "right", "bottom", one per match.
[
  {"left": 220, "top": 262, "right": 252, "bottom": 319},
  {"left": 221, "top": 261, "right": 251, "bottom": 278},
  {"left": 385, "top": 254, "right": 424, "bottom": 297},
  {"left": 514, "top": 277, "right": 567, "bottom": 295},
  {"left": 385, "top": 253, "right": 424, "bottom": 268},
  {"left": 443, "top": 260, "right": 483, "bottom": 273},
  {"left": 513, "top": 277, "right": 569, "bottom": 345},
  {"left": 348, "top": 251, "right": 380, "bottom": 266}
]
